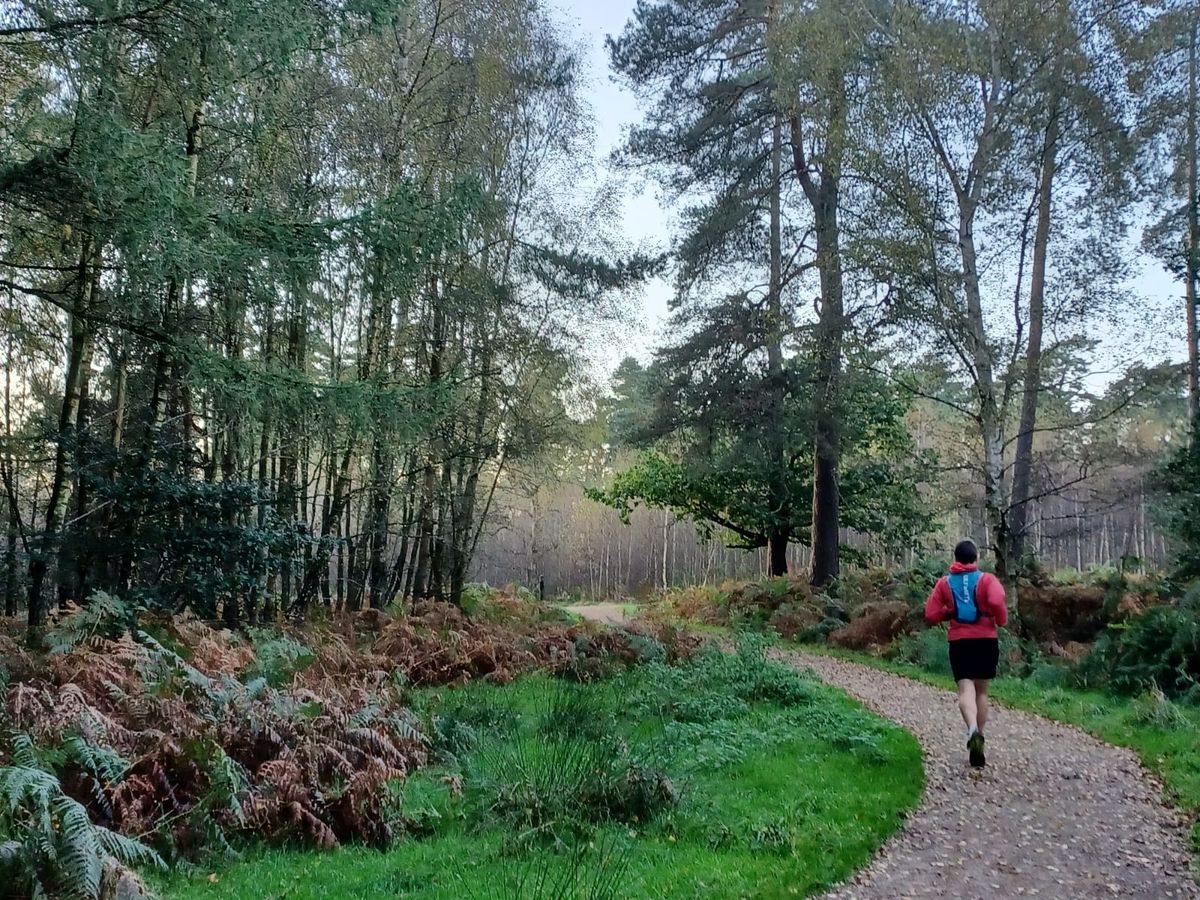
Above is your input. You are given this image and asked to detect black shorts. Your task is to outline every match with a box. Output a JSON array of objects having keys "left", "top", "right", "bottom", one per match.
[{"left": 949, "top": 638, "right": 999, "bottom": 682}]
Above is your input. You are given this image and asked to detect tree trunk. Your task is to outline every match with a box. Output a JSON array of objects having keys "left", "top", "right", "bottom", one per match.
[
  {"left": 61, "top": 319, "right": 95, "bottom": 610},
  {"left": 1188, "top": 19, "right": 1200, "bottom": 435},
  {"left": 1009, "top": 97, "right": 1060, "bottom": 568},
  {"left": 4, "top": 497, "right": 16, "bottom": 618},
  {"left": 765, "top": 115, "right": 790, "bottom": 578},
  {"left": 412, "top": 292, "right": 444, "bottom": 601},
  {"left": 367, "top": 438, "right": 393, "bottom": 610},
  {"left": 27, "top": 239, "right": 97, "bottom": 638},
  {"left": 958, "top": 200, "right": 1009, "bottom": 581},
  {"left": 785, "top": 76, "right": 846, "bottom": 587},
  {"left": 810, "top": 177, "right": 844, "bottom": 587},
  {"left": 768, "top": 530, "right": 788, "bottom": 581}
]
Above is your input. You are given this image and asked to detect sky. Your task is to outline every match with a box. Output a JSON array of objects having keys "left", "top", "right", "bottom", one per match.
[
  {"left": 553, "top": 0, "right": 674, "bottom": 368},
  {"left": 552, "top": 0, "right": 1188, "bottom": 387}
]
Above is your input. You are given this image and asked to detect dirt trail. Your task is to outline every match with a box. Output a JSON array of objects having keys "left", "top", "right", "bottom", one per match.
[
  {"left": 563, "top": 603, "right": 632, "bottom": 624},
  {"left": 786, "top": 651, "right": 1198, "bottom": 899},
  {"left": 568, "top": 605, "right": 1199, "bottom": 898}
]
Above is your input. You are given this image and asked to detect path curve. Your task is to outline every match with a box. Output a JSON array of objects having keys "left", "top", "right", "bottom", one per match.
[
  {"left": 785, "top": 651, "right": 1198, "bottom": 899},
  {"left": 566, "top": 607, "right": 1199, "bottom": 898}
]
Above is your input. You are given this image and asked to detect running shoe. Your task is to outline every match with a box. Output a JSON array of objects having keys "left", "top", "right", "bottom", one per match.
[{"left": 967, "top": 730, "right": 986, "bottom": 768}]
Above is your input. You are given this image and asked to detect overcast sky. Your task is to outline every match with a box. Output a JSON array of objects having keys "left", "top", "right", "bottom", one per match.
[{"left": 553, "top": 0, "right": 1187, "bottom": 386}]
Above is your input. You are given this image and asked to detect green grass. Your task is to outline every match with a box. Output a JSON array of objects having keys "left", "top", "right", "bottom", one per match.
[
  {"left": 159, "top": 642, "right": 922, "bottom": 899},
  {"left": 805, "top": 644, "right": 1200, "bottom": 852}
]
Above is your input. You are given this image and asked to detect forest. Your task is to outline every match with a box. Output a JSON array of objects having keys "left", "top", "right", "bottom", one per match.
[{"left": 2, "top": 0, "right": 1200, "bottom": 898}]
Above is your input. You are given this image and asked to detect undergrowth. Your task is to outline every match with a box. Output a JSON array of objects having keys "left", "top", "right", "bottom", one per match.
[
  {"left": 0, "top": 591, "right": 697, "bottom": 898},
  {"left": 160, "top": 635, "right": 923, "bottom": 899}
]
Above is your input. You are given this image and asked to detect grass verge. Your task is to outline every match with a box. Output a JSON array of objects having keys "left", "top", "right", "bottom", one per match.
[{"left": 158, "top": 640, "right": 921, "bottom": 899}]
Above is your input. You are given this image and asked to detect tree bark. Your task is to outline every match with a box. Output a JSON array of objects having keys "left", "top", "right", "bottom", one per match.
[
  {"left": 27, "top": 239, "right": 97, "bottom": 637},
  {"left": 764, "top": 115, "right": 790, "bottom": 577},
  {"left": 1188, "top": 19, "right": 1200, "bottom": 435},
  {"left": 1009, "top": 96, "right": 1060, "bottom": 567},
  {"left": 412, "top": 289, "right": 444, "bottom": 600},
  {"left": 809, "top": 170, "right": 844, "bottom": 587},
  {"left": 958, "top": 201, "right": 1009, "bottom": 579}
]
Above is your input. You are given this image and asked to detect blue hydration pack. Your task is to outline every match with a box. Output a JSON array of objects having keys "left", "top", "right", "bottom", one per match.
[{"left": 949, "top": 570, "right": 983, "bottom": 624}]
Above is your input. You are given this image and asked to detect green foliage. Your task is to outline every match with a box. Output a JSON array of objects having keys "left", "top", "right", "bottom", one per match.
[
  {"left": 243, "top": 631, "right": 316, "bottom": 686},
  {"left": 589, "top": 368, "right": 936, "bottom": 559},
  {"left": 887, "top": 627, "right": 952, "bottom": 677},
  {"left": 0, "top": 736, "right": 164, "bottom": 900},
  {"left": 458, "top": 584, "right": 494, "bottom": 617},
  {"left": 1155, "top": 444, "right": 1200, "bottom": 581},
  {"left": 1077, "top": 605, "right": 1200, "bottom": 699},
  {"left": 631, "top": 637, "right": 818, "bottom": 719},
  {"left": 468, "top": 682, "right": 677, "bottom": 842},
  {"left": 1029, "top": 663, "right": 1071, "bottom": 689},
  {"left": 465, "top": 833, "right": 631, "bottom": 900},
  {"left": 42, "top": 592, "right": 136, "bottom": 655},
  {"left": 64, "top": 436, "right": 305, "bottom": 620},
  {"left": 1127, "top": 687, "right": 1191, "bottom": 731}
]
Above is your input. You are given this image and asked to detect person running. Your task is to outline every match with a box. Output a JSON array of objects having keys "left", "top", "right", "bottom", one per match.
[{"left": 924, "top": 539, "right": 1008, "bottom": 767}]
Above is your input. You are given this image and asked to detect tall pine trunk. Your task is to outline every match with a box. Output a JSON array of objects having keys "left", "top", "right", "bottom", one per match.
[
  {"left": 787, "top": 91, "right": 846, "bottom": 588},
  {"left": 1009, "top": 97, "right": 1060, "bottom": 568},
  {"left": 810, "top": 172, "right": 844, "bottom": 587},
  {"left": 764, "top": 115, "right": 789, "bottom": 577},
  {"left": 1188, "top": 20, "right": 1200, "bottom": 435}
]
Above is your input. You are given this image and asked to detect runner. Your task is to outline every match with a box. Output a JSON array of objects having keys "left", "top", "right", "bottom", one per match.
[{"left": 924, "top": 540, "right": 1009, "bottom": 767}]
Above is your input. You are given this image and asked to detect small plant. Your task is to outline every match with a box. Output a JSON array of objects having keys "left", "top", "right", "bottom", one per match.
[
  {"left": 0, "top": 735, "right": 164, "bottom": 900},
  {"left": 1127, "top": 687, "right": 1190, "bottom": 731},
  {"left": 1029, "top": 663, "right": 1070, "bottom": 688},
  {"left": 465, "top": 831, "right": 631, "bottom": 900},
  {"left": 243, "top": 630, "right": 315, "bottom": 685},
  {"left": 887, "top": 628, "right": 951, "bottom": 677}
]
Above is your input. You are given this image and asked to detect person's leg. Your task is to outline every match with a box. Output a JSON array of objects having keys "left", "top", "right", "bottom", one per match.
[
  {"left": 974, "top": 679, "right": 990, "bottom": 733},
  {"left": 956, "top": 678, "right": 978, "bottom": 732}
]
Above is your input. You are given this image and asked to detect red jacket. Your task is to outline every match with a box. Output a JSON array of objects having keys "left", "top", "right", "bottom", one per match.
[{"left": 924, "top": 562, "right": 1008, "bottom": 640}]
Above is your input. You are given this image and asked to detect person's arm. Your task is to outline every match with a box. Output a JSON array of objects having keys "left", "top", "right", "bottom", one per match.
[
  {"left": 982, "top": 574, "right": 1009, "bottom": 626},
  {"left": 924, "top": 578, "right": 950, "bottom": 625}
]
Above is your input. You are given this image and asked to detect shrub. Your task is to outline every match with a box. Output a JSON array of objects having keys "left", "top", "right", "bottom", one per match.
[
  {"left": 1077, "top": 605, "right": 1200, "bottom": 698},
  {"left": 459, "top": 583, "right": 495, "bottom": 616},
  {"left": 1051, "top": 567, "right": 1084, "bottom": 586},
  {"left": 1029, "top": 663, "right": 1070, "bottom": 688},
  {"left": 767, "top": 603, "right": 822, "bottom": 641},
  {"left": 242, "top": 630, "right": 315, "bottom": 685},
  {"left": 887, "top": 628, "right": 951, "bottom": 677},
  {"left": 472, "top": 723, "right": 673, "bottom": 839},
  {"left": 827, "top": 602, "right": 912, "bottom": 651},
  {"left": 795, "top": 617, "right": 844, "bottom": 645}
]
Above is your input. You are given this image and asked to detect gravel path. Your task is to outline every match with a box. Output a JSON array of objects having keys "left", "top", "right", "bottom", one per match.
[
  {"left": 564, "top": 603, "right": 632, "bottom": 623},
  {"left": 567, "top": 607, "right": 1198, "bottom": 897},
  {"left": 783, "top": 650, "right": 1199, "bottom": 899}
]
